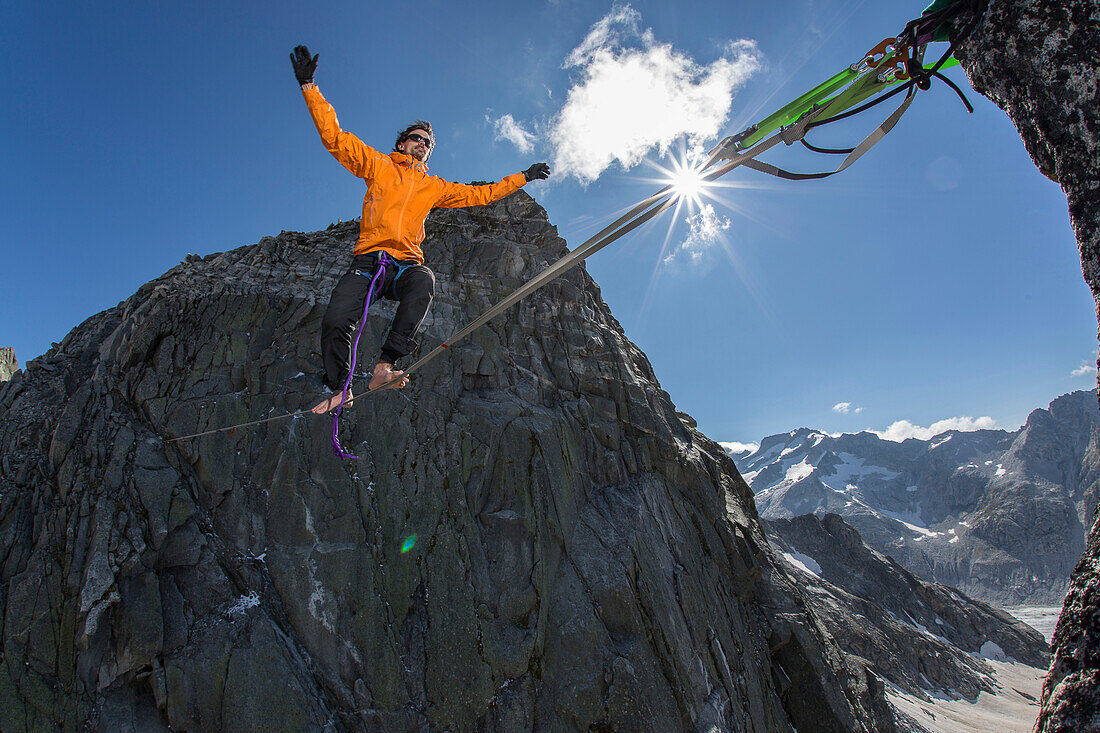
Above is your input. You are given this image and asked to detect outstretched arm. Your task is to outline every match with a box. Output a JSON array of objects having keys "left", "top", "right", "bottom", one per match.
[
  {"left": 292, "top": 45, "right": 380, "bottom": 180},
  {"left": 435, "top": 162, "right": 550, "bottom": 208}
]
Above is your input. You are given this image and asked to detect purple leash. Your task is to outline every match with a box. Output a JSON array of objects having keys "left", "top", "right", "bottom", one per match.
[{"left": 331, "top": 254, "right": 388, "bottom": 459}]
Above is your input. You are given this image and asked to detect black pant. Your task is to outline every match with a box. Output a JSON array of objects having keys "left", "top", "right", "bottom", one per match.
[{"left": 321, "top": 253, "right": 435, "bottom": 391}]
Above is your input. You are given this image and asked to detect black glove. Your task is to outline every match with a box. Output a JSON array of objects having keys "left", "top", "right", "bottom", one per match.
[
  {"left": 523, "top": 162, "right": 550, "bottom": 182},
  {"left": 291, "top": 45, "right": 318, "bottom": 86}
]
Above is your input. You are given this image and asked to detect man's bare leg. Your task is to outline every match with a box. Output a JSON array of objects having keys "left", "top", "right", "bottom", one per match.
[
  {"left": 368, "top": 361, "right": 409, "bottom": 391},
  {"left": 312, "top": 388, "right": 353, "bottom": 415}
]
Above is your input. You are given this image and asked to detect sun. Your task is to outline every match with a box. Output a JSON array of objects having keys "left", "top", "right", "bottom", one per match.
[
  {"left": 639, "top": 146, "right": 715, "bottom": 210},
  {"left": 669, "top": 161, "right": 707, "bottom": 201},
  {"left": 637, "top": 142, "right": 771, "bottom": 218}
]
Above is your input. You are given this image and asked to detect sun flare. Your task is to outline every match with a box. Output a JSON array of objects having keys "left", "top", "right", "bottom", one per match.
[
  {"left": 670, "top": 163, "right": 707, "bottom": 200},
  {"left": 662, "top": 155, "right": 715, "bottom": 207},
  {"left": 639, "top": 147, "right": 721, "bottom": 211},
  {"left": 638, "top": 143, "right": 772, "bottom": 219}
]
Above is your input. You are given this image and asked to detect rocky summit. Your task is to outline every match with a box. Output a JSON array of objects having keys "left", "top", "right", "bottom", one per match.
[
  {"left": 0, "top": 191, "right": 900, "bottom": 731},
  {"left": 731, "top": 389, "right": 1100, "bottom": 606}
]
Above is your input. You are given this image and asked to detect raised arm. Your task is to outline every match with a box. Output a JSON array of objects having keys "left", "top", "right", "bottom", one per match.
[{"left": 292, "top": 45, "right": 380, "bottom": 180}]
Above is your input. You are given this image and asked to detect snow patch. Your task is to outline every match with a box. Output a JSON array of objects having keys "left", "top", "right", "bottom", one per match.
[
  {"left": 878, "top": 508, "right": 944, "bottom": 538},
  {"left": 912, "top": 620, "right": 953, "bottom": 646},
  {"left": 780, "top": 443, "right": 804, "bottom": 459},
  {"left": 818, "top": 452, "right": 899, "bottom": 493},
  {"left": 978, "top": 641, "right": 1012, "bottom": 662},
  {"left": 783, "top": 459, "right": 814, "bottom": 484},
  {"left": 930, "top": 434, "right": 953, "bottom": 449},
  {"left": 782, "top": 551, "right": 822, "bottom": 577},
  {"left": 228, "top": 591, "right": 260, "bottom": 616}
]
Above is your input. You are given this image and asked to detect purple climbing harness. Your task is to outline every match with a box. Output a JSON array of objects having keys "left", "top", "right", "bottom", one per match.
[{"left": 331, "top": 253, "right": 389, "bottom": 459}]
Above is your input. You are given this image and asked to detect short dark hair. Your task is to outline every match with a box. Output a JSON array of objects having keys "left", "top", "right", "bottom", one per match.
[{"left": 394, "top": 120, "right": 434, "bottom": 152}]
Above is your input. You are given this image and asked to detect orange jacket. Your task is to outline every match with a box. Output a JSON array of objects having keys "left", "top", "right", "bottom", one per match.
[{"left": 302, "top": 86, "right": 528, "bottom": 262}]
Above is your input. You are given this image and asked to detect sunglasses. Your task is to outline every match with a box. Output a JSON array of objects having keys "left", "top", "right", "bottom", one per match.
[{"left": 404, "top": 133, "right": 433, "bottom": 147}]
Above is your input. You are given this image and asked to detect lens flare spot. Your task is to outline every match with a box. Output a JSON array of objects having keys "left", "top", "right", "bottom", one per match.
[{"left": 400, "top": 535, "right": 417, "bottom": 553}]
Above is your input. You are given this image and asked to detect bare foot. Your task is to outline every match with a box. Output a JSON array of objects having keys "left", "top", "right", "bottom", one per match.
[
  {"left": 311, "top": 389, "right": 352, "bottom": 414},
  {"left": 368, "top": 362, "right": 409, "bottom": 391}
]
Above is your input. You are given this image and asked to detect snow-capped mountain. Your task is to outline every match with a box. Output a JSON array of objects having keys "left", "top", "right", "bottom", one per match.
[{"left": 730, "top": 390, "right": 1100, "bottom": 605}]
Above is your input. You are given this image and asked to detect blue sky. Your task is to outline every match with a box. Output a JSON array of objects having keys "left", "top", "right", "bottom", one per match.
[{"left": 3, "top": 0, "right": 1095, "bottom": 447}]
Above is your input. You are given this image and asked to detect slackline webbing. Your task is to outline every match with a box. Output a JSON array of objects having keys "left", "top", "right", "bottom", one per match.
[
  {"left": 165, "top": 6, "right": 964, "bottom": 446},
  {"left": 164, "top": 124, "right": 805, "bottom": 443}
]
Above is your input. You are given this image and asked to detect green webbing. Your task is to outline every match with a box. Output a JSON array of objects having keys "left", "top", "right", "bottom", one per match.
[
  {"left": 736, "top": 67, "right": 858, "bottom": 148},
  {"left": 812, "top": 60, "right": 903, "bottom": 122},
  {"left": 740, "top": 86, "right": 916, "bottom": 181},
  {"left": 733, "top": 41, "right": 957, "bottom": 155}
]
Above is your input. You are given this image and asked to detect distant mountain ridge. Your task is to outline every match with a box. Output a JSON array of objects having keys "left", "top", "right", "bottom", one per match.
[{"left": 730, "top": 390, "right": 1100, "bottom": 605}]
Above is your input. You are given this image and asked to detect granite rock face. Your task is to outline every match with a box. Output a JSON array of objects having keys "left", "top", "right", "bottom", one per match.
[
  {"left": 0, "top": 348, "right": 17, "bottom": 382},
  {"left": 0, "top": 192, "right": 890, "bottom": 731},
  {"left": 1038, "top": 513, "right": 1100, "bottom": 733},
  {"left": 764, "top": 514, "right": 1049, "bottom": 703},
  {"left": 951, "top": 1, "right": 1100, "bottom": 730}
]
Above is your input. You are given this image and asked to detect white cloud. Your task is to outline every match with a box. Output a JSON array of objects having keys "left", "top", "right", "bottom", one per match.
[
  {"left": 833, "top": 402, "right": 864, "bottom": 414},
  {"left": 491, "top": 114, "right": 536, "bottom": 154},
  {"left": 663, "top": 204, "right": 732, "bottom": 263},
  {"left": 564, "top": 5, "right": 643, "bottom": 67},
  {"left": 871, "top": 416, "right": 998, "bottom": 443},
  {"left": 1073, "top": 360, "right": 1096, "bottom": 377},
  {"left": 720, "top": 441, "right": 759, "bottom": 456},
  {"left": 549, "top": 5, "right": 761, "bottom": 183}
]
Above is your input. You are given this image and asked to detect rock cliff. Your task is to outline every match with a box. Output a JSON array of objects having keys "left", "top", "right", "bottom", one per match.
[
  {"left": 951, "top": 0, "right": 1100, "bottom": 729},
  {"left": 764, "top": 514, "right": 1048, "bottom": 703},
  {"left": 0, "top": 193, "right": 891, "bottom": 731}
]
